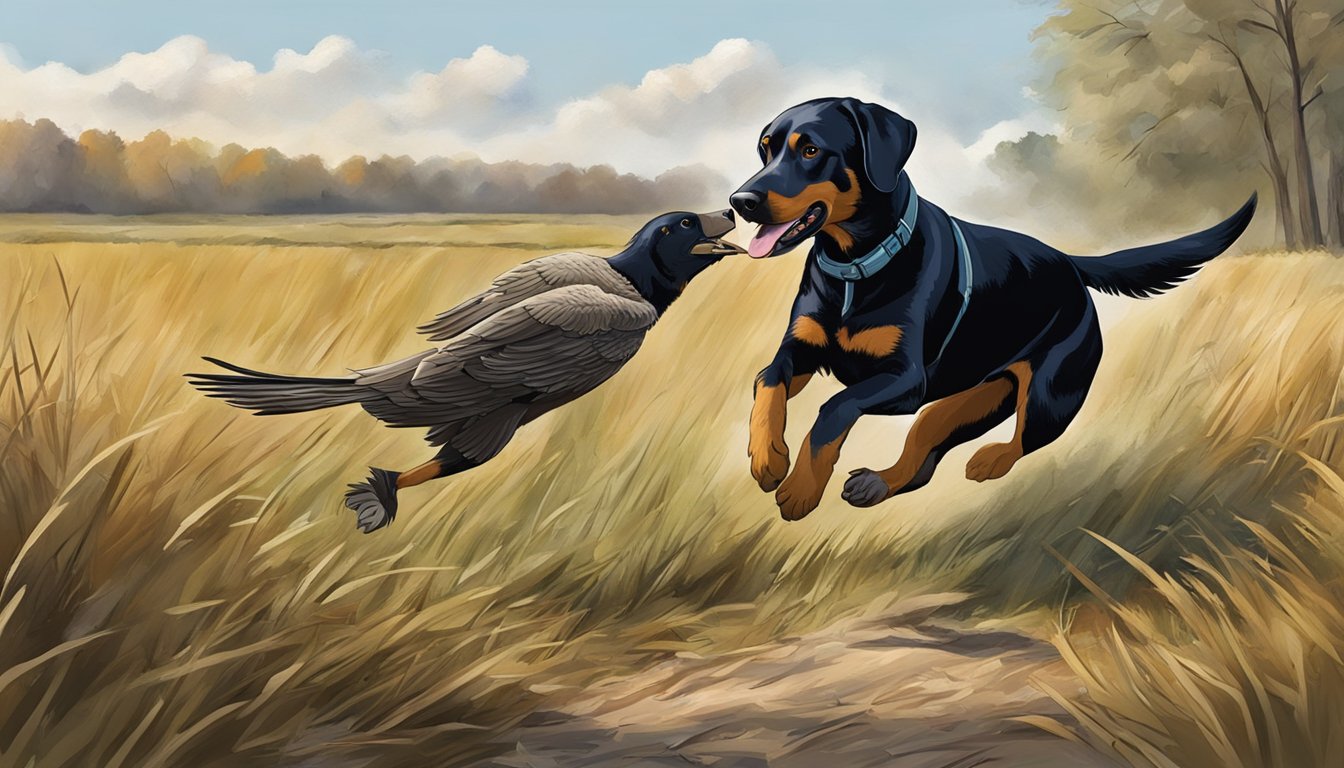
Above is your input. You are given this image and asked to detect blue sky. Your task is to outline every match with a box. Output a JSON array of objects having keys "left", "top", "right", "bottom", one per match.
[
  {"left": 0, "top": 1, "right": 1064, "bottom": 208},
  {"left": 2, "top": 0, "right": 1053, "bottom": 142}
]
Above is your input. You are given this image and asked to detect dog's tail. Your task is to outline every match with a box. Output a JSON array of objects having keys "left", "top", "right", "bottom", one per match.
[
  {"left": 1069, "top": 193, "right": 1257, "bottom": 299},
  {"left": 187, "top": 356, "right": 369, "bottom": 415}
]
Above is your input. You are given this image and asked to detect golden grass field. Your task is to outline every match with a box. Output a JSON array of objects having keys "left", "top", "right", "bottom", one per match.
[{"left": 1, "top": 214, "right": 1342, "bottom": 767}]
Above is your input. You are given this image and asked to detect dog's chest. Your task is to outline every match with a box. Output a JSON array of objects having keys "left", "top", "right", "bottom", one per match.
[
  {"left": 795, "top": 263, "right": 918, "bottom": 383},
  {"left": 804, "top": 316, "right": 907, "bottom": 384},
  {"left": 829, "top": 354, "right": 890, "bottom": 386}
]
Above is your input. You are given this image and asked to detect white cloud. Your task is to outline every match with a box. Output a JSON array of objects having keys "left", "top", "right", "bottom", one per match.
[
  {"left": 391, "top": 45, "right": 530, "bottom": 130},
  {"left": 0, "top": 35, "right": 1047, "bottom": 213},
  {"left": 477, "top": 39, "right": 888, "bottom": 181}
]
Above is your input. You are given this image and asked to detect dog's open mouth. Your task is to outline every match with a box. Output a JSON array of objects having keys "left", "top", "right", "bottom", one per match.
[{"left": 748, "top": 202, "right": 827, "bottom": 259}]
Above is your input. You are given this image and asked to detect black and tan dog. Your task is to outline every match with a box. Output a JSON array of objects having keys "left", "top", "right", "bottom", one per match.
[{"left": 731, "top": 97, "right": 1256, "bottom": 521}]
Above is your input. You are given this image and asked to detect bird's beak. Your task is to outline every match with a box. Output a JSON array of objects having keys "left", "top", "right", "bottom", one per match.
[{"left": 690, "top": 209, "right": 746, "bottom": 256}]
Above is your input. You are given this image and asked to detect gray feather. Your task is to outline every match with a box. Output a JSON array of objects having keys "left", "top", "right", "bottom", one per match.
[
  {"left": 417, "top": 253, "right": 644, "bottom": 341},
  {"left": 194, "top": 255, "right": 660, "bottom": 455}
]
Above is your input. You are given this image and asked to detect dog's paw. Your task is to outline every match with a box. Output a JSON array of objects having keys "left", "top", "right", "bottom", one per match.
[
  {"left": 841, "top": 468, "right": 890, "bottom": 508},
  {"left": 775, "top": 470, "right": 823, "bottom": 521},
  {"left": 965, "top": 443, "right": 1021, "bottom": 482},
  {"left": 749, "top": 438, "right": 790, "bottom": 492}
]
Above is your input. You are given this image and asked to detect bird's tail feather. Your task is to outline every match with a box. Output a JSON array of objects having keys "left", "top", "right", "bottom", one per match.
[{"left": 187, "top": 356, "right": 368, "bottom": 415}]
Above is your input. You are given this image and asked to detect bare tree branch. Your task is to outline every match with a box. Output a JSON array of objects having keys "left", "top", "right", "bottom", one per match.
[
  {"left": 1238, "top": 18, "right": 1282, "bottom": 38},
  {"left": 1091, "top": 5, "right": 1135, "bottom": 29},
  {"left": 1249, "top": 0, "right": 1278, "bottom": 25},
  {"left": 1301, "top": 53, "right": 1318, "bottom": 82},
  {"left": 159, "top": 163, "right": 179, "bottom": 197},
  {"left": 1121, "top": 32, "right": 1152, "bottom": 56},
  {"left": 1121, "top": 110, "right": 1177, "bottom": 163},
  {"left": 1301, "top": 86, "right": 1324, "bottom": 111}
]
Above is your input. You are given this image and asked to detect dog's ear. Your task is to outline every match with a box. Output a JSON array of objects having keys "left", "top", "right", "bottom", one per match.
[{"left": 836, "top": 98, "right": 916, "bottom": 193}]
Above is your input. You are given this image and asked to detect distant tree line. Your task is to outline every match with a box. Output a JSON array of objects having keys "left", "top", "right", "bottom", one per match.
[
  {"left": 994, "top": 0, "right": 1343, "bottom": 249},
  {"left": 0, "top": 118, "right": 722, "bottom": 215}
]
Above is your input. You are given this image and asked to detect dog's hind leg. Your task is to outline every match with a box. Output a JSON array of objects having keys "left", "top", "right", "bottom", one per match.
[
  {"left": 842, "top": 376, "right": 1015, "bottom": 507},
  {"left": 966, "top": 305, "right": 1102, "bottom": 482}
]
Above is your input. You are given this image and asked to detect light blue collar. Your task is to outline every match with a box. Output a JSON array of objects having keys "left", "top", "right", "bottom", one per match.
[
  {"left": 811, "top": 174, "right": 973, "bottom": 364},
  {"left": 815, "top": 173, "right": 918, "bottom": 286}
]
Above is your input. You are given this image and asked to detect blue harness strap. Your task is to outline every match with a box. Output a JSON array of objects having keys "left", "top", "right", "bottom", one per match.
[
  {"left": 938, "top": 219, "right": 974, "bottom": 363},
  {"left": 813, "top": 175, "right": 972, "bottom": 366}
]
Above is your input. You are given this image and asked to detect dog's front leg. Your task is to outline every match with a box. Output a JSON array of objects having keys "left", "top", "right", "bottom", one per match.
[
  {"left": 749, "top": 351, "right": 814, "bottom": 492},
  {"left": 776, "top": 370, "right": 925, "bottom": 520}
]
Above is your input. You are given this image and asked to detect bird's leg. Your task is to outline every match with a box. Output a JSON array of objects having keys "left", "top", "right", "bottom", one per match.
[
  {"left": 345, "top": 458, "right": 442, "bottom": 535},
  {"left": 396, "top": 459, "right": 443, "bottom": 490},
  {"left": 344, "top": 447, "right": 478, "bottom": 534}
]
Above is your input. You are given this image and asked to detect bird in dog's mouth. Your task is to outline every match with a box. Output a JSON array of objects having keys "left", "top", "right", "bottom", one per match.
[{"left": 747, "top": 202, "right": 828, "bottom": 259}]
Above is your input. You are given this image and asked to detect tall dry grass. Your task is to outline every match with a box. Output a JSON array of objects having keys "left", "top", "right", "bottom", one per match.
[
  {"left": 1026, "top": 253, "right": 1344, "bottom": 766},
  {"left": 0, "top": 214, "right": 1339, "bottom": 766},
  {"left": 0, "top": 214, "right": 977, "bottom": 767}
]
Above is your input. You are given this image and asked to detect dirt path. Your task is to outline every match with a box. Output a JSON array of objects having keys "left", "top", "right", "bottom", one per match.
[{"left": 491, "top": 598, "right": 1114, "bottom": 767}]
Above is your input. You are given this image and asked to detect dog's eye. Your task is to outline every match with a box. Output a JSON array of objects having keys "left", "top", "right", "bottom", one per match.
[
  {"left": 679, "top": 218, "right": 693, "bottom": 229},
  {"left": 802, "top": 145, "right": 819, "bottom": 158}
]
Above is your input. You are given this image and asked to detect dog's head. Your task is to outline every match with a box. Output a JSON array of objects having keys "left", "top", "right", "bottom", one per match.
[{"left": 729, "top": 97, "right": 917, "bottom": 259}]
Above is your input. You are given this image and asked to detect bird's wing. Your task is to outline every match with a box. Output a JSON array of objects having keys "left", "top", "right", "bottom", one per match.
[
  {"left": 348, "top": 350, "right": 439, "bottom": 427},
  {"left": 417, "top": 252, "right": 642, "bottom": 342},
  {"left": 402, "top": 284, "right": 657, "bottom": 445}
]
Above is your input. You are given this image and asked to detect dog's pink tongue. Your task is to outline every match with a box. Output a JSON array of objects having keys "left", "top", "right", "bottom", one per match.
[{"left": 749, "top": 221, "right": 793, "bottom": 259}]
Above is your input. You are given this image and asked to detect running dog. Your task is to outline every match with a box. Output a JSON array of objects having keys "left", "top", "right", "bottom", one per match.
[{"left": 730, "top": 97, "right": 1256, "bottom": 520}]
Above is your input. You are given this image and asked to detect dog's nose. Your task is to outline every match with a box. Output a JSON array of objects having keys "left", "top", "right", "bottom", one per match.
[{"left": 730, "top": 190, "right": 763, "bottom": 216}]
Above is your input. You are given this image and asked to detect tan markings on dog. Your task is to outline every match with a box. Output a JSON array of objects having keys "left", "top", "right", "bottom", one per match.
[
  {"left": 396, "top": 459, "right": 442, "bottom": 489},
  {"left": 790, "top": 316, "right": 829, "bottom": 346},
  {"left": 824, "top": 224, "right": 856, "bottom": 252},
  {"left": 966, "top": 361, "right": 1033, "bottom": 482},
  {"left": 776, "top": 428, "right": 849, "bottom": 521},
  {"left": 837, "top": 324, "right": 903, "bottom": 357},
  {"left": 788, "top": 132, "right": 802, "bottom": 150},
  {"left": 872, "top": 377, "right": 1014, "bottom": 496},
  {"left": 763, "top": 168, "right": 860, "bottom": 229},
  {"left": 820, "top": 169, "right": 863, "bottom": 252},
  {"left": 747, "top": 373, "right": 813, "bottom": 492},
  {"left": 749, "top": 381, "right": 788, "bottom": 492},
  {"left": 765, "top": 185, "right": 829, "bottom": 222}
]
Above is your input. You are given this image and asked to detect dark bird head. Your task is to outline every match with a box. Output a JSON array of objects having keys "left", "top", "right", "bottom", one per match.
[
  {"left": 607, "top": 209, "right": 743, "bottom": 313},
  {"left": 730, "top": 97, "right": 917, "bottom": 259}
]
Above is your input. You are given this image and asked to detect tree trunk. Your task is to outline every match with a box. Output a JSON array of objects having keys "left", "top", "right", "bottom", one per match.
[
  {"left": 1330, "top": 152, "right": 1344, "bottom": 250},
  {"left": 1212, "top": 34, "right": 1298, "bottom": 248},
  {"left": 1276, "top": 0, "right": 1325, "bottom": 248}
]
